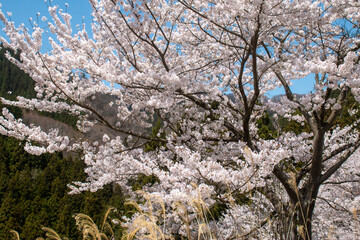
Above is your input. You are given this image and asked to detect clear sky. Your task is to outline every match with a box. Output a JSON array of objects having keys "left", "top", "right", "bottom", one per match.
[
  {"left": 268, "top": 76, "right": 315, "bottom": 97},
  {"left": 0, "top": 0, "right": 92, "bottom": 27},
  {"left": 0, "top": 0, "right": 92, "bottom": 52},
  {"left": 0, "top": 0, "right": 315, "bottom": 97}
]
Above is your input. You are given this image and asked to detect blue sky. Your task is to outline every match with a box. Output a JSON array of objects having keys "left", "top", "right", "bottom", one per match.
[
  {"left": 0, "top": 0, "right": 315, "bottom": 96},
  {"left": 0, "top": 0, "right": 92, "bottom": 52},
  {"left": 268, "top": 76, "right": 315, "bottom": 97},
  {"left": 0, "top": 0, "right": 91, "bottom": 27}
]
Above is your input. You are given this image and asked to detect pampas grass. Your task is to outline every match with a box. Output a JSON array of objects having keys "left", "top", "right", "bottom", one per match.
[
  {"left": 8, "top": 184, "right": 219, "bottom": 240},
  {"left": 41, "top": 227, "right": 69, "bottom": 240},
  {"left": 74, "top": 213, "right": 111, "bottom": 240},
  {"left": 10, "top": 230, "right": 20, "bottom": 240},
  {"left": 122, "top": 191, "right": 169, "bottom": 240},
  {"left": 11, "top": 179, "right": 357, "bottom": 240},
  {"left": 10, "top": 188, "right": 359, "bottom": 240},
  {"left": 122, "top": 185, "right": 216, "bottom": 240}
]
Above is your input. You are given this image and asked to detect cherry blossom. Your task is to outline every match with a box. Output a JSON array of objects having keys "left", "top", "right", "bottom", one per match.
[{"left": 0, "top": 0, "right": 359, "bottom": 239}]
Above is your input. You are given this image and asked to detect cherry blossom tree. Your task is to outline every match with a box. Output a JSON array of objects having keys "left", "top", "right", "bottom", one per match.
[{"left": 0, "top": 0, "right": 359, "bottom": 239}]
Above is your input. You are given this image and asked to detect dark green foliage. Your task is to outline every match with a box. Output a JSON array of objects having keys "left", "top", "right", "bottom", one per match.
[
  {"left": 210, "top": 100, "right": 220, "bottom": 110},
  {"left": 0, "top": 46, "right": 128, "bottom": 239},
  {"left": 0, "top": 46, "right": 78, "bottom": 128},
  {"left": 277, "top": 109, "right": 311, "bottom": 135},
  {"left": 0, "top": 46, "right": 36, "bottom": 100},
  {"left": 233, "top": 193, "right": 252, "bottom": 206},
  {"left": 208, "top": 202, "right": 227, "bottom": 221},
  {"left": 333, "top": 91, "right": 360, "bottom": 130},
  {"left": 274, "top": 91, "right": 359, "bottom": 135},
  {"left": 129, "top": 174, "right": 159, "bottom": 192},
  {"left": 0, "top": 135, "right": 126, "bottom": 239},
  {"left": 0, "top": 46, "right": 36, "bottom": 120},
  {"left": 207, "top": 192, "right": 252, "bottom": 221},
  {"left": 144, "top": 118, "right": 166, "bottom": 152},
  {"left": 257, "top": 112, "right": 277, "bottom": 140}
]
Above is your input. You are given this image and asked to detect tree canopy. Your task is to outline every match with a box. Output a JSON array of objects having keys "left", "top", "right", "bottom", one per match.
[
  {"left": 0, "top": 134, "right": 128, "bottom": 240},
  {"left": 0, "top": 1, "right": 359, "bottom": 239}
]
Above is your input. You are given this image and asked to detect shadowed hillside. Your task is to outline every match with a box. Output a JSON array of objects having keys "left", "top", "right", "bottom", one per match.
[{"left": 0, "top": 47, "right": 128, "bottom": 239}]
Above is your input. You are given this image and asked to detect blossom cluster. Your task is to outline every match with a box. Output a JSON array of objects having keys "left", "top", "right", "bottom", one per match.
[{"left": 0, "top": 0, "right": 359, "bottom": 238}]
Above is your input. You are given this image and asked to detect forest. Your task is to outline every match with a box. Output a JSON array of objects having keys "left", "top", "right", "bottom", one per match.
[{"left": 0, "top": 47, "right": 130, "bottom": 239}]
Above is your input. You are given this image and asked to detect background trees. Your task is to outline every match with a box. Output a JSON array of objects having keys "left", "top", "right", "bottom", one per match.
[
  {"left": 0, "top": 134, "right": 127, "bottom": 240},
  {"left": 0, "top": 0, "right": 359, "bottom": 239},
  {"left": 0, "top": 47, "right": 127, "bottom": 239}
]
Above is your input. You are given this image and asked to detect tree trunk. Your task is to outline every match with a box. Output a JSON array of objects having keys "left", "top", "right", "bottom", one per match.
[{"left": 282, "top": 203, "right": 315, "bottom": 240}]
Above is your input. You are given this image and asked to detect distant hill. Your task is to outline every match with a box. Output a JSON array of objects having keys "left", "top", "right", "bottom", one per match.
[
  {"left": 270, "top": 93, "right": 305, "bottom": 102},
  {"left": 0, "top": 46, "right": 128, "bottom": 239},
  {"left": 0, "top": 46, "right": 145, "bottom": 145},
  {"left": 0, "top": 47, "right": 36, "bottom": 100}
]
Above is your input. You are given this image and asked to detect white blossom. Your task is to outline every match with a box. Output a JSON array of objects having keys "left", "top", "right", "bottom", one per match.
[{"left": 0, "top": 0, "right": 359, "bottom": 238}]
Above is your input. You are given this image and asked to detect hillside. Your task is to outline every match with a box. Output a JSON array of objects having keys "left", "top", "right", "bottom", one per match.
[{"left": 0, "top": 47, "right": 128, "bottom": 239}]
